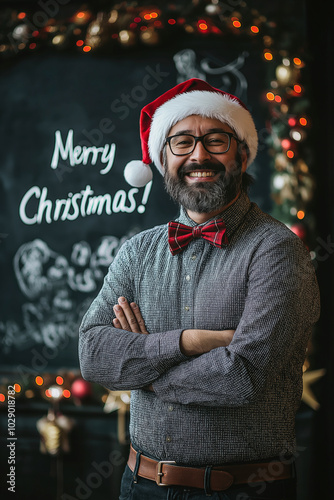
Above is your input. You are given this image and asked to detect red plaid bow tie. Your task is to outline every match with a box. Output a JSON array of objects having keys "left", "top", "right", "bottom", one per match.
[{"left": 168, "top": 219, "right": 228, "bottom": 256}]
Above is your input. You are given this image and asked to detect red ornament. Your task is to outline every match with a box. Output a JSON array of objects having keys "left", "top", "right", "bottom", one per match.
[
  {"left": 71, "top": 378, "right": 92, "bottom": 399},
  {"left": 290, "top": 223, "right": 307, "bottom": 241}
]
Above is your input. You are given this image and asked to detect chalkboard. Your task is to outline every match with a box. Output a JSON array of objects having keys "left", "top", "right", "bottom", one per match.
[{"left": 0, "top": 43, "right": 270, "bottom": 372}]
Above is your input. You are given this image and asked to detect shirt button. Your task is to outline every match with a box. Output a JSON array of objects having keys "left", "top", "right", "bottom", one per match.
[
  {"left": 191, "top": 254, "right": 197, "bottom": 260},
  {"left": 168, "top": 405, "right": 174, "bottom": 412},
  {"left": 166, "top": 436, "right": 172, "bottom": 443},
  {"left": 184, "top": 306, "right": 190, "bottom": 312},
  {"left": 185, "top": 275, "right": 191, "bottom": 282}
]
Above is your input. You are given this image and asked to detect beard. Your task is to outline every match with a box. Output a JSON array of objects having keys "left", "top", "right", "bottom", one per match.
[{"left": 164, "top": 152, "right": 244, "bottom": 214}]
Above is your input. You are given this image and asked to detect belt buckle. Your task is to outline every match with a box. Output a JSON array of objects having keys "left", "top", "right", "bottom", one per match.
[{"left": 156, "top": 460, "right": 176, "bottom": 486}]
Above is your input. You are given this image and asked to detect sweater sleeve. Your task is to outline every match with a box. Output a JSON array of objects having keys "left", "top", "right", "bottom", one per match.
[
  {"left": 152, "top": 234, "right": 320, "bottom": 406},
  {"left": 78, "top": 239, "right": 187, "bottom": 390}
]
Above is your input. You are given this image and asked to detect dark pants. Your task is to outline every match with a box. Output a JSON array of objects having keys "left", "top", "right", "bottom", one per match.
[{"left": 119, "top": 463, "right": 297, "bottom": 500}]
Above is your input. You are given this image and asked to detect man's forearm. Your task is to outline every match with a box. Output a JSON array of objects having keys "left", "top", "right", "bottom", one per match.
[
  {"left": 180, "top": 329, "right": 235, "bottom": 356},
  {"left": 79, "top": 323, "right": 186, "bottom": 390}
]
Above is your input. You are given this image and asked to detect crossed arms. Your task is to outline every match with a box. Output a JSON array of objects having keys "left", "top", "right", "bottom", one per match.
[
  {"left": 113, "top": 296, "right": 235, "bottom": 357},
  {"left": 112, "top": 296, "right": 235, "bottom": 393}
]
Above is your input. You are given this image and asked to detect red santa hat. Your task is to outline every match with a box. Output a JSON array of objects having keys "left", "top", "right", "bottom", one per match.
[{"left": 124, "top": 78, "right": 258, "bottom": 187}]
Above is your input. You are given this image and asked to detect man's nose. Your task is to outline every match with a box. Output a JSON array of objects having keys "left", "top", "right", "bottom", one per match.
[{"left": 189, "top": 140, "right": 212, "bottom": 162}]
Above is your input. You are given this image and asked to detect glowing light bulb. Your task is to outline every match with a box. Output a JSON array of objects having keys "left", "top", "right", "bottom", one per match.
[
  {"left": 121, "top": 393, "right": 131, "bottom": 404},
  {"left": 52, "top": 35, "right": 64, "bottom": 45},
  {"left": 264, "top": 51, "right": 273, "bottom": 61},
  {"left": 291, "top": 130, "right": 302, "bottom": 141},
  {"left": 48, "top": 386, "right": 62, "bottom": 399},
  {"left": 273, "top": 175, "right": 285, "bottom": 189},
  {"left": 288, "top": 117, "right": 297, "bottom": 127},
  {"left": 281, "top": 139, "right": 291, "bottom": 149}
]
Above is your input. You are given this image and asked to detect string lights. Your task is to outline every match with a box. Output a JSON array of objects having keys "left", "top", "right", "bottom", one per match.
[{"left": 0, "top": 372, "right": 107, "bottom": 406}]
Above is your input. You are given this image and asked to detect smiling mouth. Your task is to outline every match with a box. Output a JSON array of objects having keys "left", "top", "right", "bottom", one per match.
[{"left": 188, "top": 171, "right": 216, "bottom": 178}]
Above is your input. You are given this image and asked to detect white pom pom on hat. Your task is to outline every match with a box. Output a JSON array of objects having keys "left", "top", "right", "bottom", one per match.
[
  {"left": 123, "top": 78, "right": 258, "bottom": 187},
  {"left": 124, "top": 160, "right": 153, "bottom": 188}
]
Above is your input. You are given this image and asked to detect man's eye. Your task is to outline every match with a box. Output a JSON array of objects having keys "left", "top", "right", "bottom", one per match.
[
  {"left": 208, "top": 138, "right": 224, "bottom": 144},
  {"left": 174, "top": 137, "right": 193, "bottom": 146},
  {"left": 207, "top": 135, "right": 227, "bottom": 145}
]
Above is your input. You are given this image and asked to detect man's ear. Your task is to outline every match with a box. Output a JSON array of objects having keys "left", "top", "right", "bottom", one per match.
[
  {"left": 160, "top": 150, "right": 166, "bottom": 171},
  {"left": 240, "top": 144, "right": 248, "bottom": 173}
]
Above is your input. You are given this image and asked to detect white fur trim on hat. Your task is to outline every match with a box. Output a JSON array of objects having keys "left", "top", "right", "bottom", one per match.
[
  {"left": 148, "top": 90, "right": 258, "bottom": 173},
  {"left": 124, "top": 160, "right": 153, "bottom": 188}
]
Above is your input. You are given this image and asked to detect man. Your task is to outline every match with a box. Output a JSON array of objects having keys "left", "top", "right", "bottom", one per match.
[{"left": 79, "top": 79, "right": 320, "bottom": 499}]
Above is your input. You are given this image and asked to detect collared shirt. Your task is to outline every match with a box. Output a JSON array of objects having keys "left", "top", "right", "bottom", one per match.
[{"left": 79, "top": 193, "right": 320, "bottom": 465}]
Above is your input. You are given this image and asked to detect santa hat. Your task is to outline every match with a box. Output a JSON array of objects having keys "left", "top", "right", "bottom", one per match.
[{"left": 124, "top": 78, "right": 258, "bottom": 188}]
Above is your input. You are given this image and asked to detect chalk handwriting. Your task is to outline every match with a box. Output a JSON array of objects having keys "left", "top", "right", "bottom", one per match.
[
  {"left": 18, "top": 183, "right": 153, "bottom": 225},
  {"left": 50, "top": 129, "right": 116, "bottom": 175}
]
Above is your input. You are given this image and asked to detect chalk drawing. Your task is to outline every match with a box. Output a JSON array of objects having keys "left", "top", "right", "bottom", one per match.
[
  {"left": 174, "top": 49, "right": 249, "bottom": 102},
  {"left": 1, "top": 229, "right": 139, "bottom": 353}
]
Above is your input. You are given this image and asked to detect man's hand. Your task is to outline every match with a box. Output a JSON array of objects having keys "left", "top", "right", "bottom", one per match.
[
  {"left": 113, "top": 297, "right": 148, "bottom": 334},
  {"left": 180, "top": 329, "right": 235, "bottom": 356}
]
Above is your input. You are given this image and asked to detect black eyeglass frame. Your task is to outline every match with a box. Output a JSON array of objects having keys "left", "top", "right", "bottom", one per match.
[{"left": 165, "top": 132, "right": 241, "bottom": 156}]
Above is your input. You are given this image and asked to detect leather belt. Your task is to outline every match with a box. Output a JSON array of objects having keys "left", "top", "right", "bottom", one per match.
[{"left": 127, "top": 444, "right": 293, "bottom": 491}]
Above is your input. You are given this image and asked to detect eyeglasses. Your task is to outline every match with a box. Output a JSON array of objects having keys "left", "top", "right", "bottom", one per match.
[{"left": 165, "top": 132, "right": 240, "bottom": 156}]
